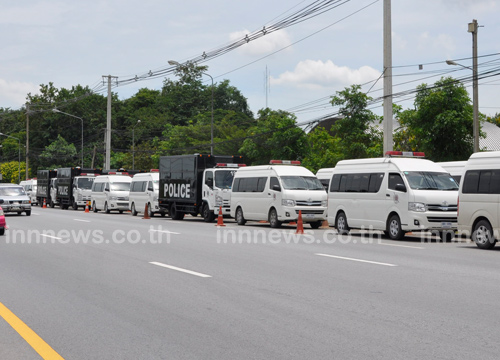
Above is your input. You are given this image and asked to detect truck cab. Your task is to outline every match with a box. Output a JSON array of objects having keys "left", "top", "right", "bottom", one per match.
[{"left": 71, "top": 174, "right": 98, "bottom": 210}]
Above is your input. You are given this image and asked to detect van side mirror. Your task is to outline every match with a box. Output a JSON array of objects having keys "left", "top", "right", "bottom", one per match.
[
  {"left": 272, "top": 184, "right": 281, "bottom": 192},
  {"left": 395, "top": 183, "right": 407, "bottom": 192},
  {"left": 148, "top": 186, "right": 154, "bottom": 192}
]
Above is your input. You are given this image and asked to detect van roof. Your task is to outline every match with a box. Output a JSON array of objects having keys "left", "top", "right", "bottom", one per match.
[
  {"left": 335, "top": 157, "right": 446, "bottom": 173},
  {"left": 236, "top": 165, "right": 314, "bottom": 176},
  {"left": 94, "top": 174, "right": 132, "bottom": 182},
  {"left": 132, "top": 172, "right": 159, "bottom": 180},
  {"left": 468, "top": 151, "right": 500, "bottom": 160}
]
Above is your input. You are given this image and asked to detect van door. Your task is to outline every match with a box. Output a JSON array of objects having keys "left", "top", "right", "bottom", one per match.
[
  {"left": 269, "top": 176, "right": 282, "bottom": 219},
  {"left": 385, "top": 172, "right": 409, "bottom": 227}
]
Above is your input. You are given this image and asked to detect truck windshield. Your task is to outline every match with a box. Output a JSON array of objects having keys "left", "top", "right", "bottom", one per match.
[
  {"left": 404, "top": 172, "right": 458, "bottom": 190},
  {"left": 77, "top": 178, "right": 95, "bottom": 189},
  {"left": 215, "top": 170, "right": 236, "bottom": 189},
  {"left": 0, "top": 187, "right": 26, "bottom": 196},
  {"left": 110, "top": 182, "right": 131, "bottom": 191},
  {"left": 281, "top": 176, "right": 324, "bottom": 190}
]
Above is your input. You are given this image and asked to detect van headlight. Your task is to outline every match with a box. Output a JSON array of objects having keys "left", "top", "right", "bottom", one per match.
[
  {"left": 321, "top": 200, "right": 327, "bottom": 207},
  {"left": 109, "top": 196, "right": 117, "bottom": 201},
  {"left": 409, "top": 202, "right": 427, "bottom": 212},
  {"left": 282, "top": 199, "right": 295, "bottom": 207}
]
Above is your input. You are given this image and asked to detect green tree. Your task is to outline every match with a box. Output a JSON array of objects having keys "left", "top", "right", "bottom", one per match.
[
  {"left": 302, "top": 127, "right": 342, "bottom": 173},
  {"left": 394, "top": 77, "right": 478, "bottom": 161},
  {"left": 330, "top": 85, "right": 382, "bottom": 159},
  {"left": 39, "top": 135, "right": 78, "bottom": 169},
  {"left": 0, "top": 161, "right": 28, "bottom": 184},
  {"left": 239, "top": 108, "right": 307, "bottom": 165}
]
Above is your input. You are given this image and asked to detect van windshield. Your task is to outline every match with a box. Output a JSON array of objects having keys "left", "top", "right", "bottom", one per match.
[
  {"left": 110, "top": 182, "right": 131, "bottom": 191},
  {"left": 215, "top": 170, "right": 236, "bottom": 189},
  {"left": 281, "top": 176, "right": 324, "bottom": 190},
  {"left": 77, "top": 178, "right": 95, "bottom": 189},
  {"left": 404, "top": 172, "right": 458, "bottom": 190}
]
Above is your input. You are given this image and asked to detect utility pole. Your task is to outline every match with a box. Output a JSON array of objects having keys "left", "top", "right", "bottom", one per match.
[
  {"left": 383, "top": 0, "right": 393, "bottom": 154},
  {"left": 25, "top": 103, "right": 29, "bottom": 180},
  {"left": 469, "top": 19, "right": 479, "bottom": 153},
  {"left": 103, "top": 75, "right": 117, "bottom": 169}
]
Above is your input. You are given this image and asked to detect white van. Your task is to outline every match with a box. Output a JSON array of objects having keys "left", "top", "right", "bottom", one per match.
[
  {"left": 316, "top": 168, "right": 335, "bottom": 190},
  {"left": 437, "top": 161, "right": 467, "bottom": 184},
  {"left": 129, "top": 171, "right": 165, "bottom": 217},
  {"left": 230, "top": 161, "right": 327, "bottom": 228},
  {"left": 458, "top": 151, "right": 500, "bottom": 249},
  {"left": 20, "top": 179, "right": 38, "bottom": 205},
  {"left": 91, "top": 174, "right": 132, "bottom": 213},
  {"left": 325, "top": 153, "right": 459, "bottom": 240}
]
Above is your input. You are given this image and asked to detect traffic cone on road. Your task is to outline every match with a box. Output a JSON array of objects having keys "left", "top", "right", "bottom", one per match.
[
  {"left": 216, "top": 206, "right": 226, "bottom": 227},
  {"left": 85, "top": 201, "right": 90, "bottom": 213},
  {"left": 142, "top": 203, "right": 151, "bottom": 219},
  {"left": 43, "top": 198, "right": 47, "bottom": 209},
  {"left": 295, "top": 210, "right": 304, "bottom": 234},
  {"left": 319, "top": 220, "right": 329, "bottom": 229}
]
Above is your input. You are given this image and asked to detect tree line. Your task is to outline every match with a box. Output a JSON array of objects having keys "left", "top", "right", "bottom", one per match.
[{"left": 0, "top": 63, "right": 496, "bottom": 183}]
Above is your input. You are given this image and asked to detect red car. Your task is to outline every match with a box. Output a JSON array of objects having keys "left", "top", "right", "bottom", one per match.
[{"left": 0, "top": 206, "right": 6, "bottom": 235}]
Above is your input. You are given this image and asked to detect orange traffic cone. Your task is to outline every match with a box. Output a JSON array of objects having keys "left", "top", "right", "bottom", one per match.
[
  {"left": 142, "top": 203, "right": 151, "bottom": 219},
  {"left": 43, "top": 198, "right": 47, "bottom": 209},
  {"left": 319, "top": 220, "right": 329, "bottom": 229},
  {"left": 215, "top": 206, "right": 225, "bottom": 227},
  {"left": 295, "top": 210, "right": 304, "bottom": 234},
  {"left": 85, "top": 201, "right": 90, "bottom": 213}
]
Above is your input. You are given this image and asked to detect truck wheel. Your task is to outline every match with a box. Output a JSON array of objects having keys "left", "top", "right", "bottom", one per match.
[
  {"left": 202, "top": 203, "right": 215, "bottom": 222},
  {"left": 236, "top": 207, "right": 246, "bottom": 225},
  {"left": 269, "top": 208, "right": 281, "bottom": 228},
  {"left": 72, "top": 201, "right": 78, "bottom": 210},
  {"left": 50, "top": 200, "right": 55, "bottom": 208},
  {"left": 387, "top": 214, "right": 405, "bottom": 240},
  {"left": 472, "top": 220, "right": 496, "bottom": 249},
  {"left": 335, "top": 212, "right": 349, "bottom": 235},
  {"left": 104, "top": 202, "right": 110, "bottom": 214},
  {"left": 170, "top": 204, "right": 184, "bottom": 220},
  {"left": 131, "top": 203, "right": 138, "bottom": 216},
  {"left": 93, "top": 202, "right": 98, "bottom": 213}
]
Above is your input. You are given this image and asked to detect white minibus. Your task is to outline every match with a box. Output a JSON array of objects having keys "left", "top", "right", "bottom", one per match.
[
  {"left": 316, "top": 168, "right": 335, "bottom": 191},
  {"left": 20, "top": 179, "right": 38, "bottom": 205},
  {"left": 324, "top": 152, "right": 459, "bottom": 240},
  {"left": 230, "top": 160, "right": 327, "bottom": 228},
  {"left": 458, "top": 151, "right": 500, "bottom": 249},
  {"left": 91, "top": 174, "right": 132, "bottom": 213},
  {"left": 129, "top": 171, "right": 165, "bottom": 217},
  {"left": 437, "top": 161, "right": 467, "bottom": 184}
]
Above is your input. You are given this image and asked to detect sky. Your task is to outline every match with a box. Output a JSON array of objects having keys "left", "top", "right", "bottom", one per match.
[{"left": 1, "top": 0, "right": 500, "bottom": 127}]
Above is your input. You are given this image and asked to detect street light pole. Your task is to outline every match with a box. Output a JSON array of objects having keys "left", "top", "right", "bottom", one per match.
[
  {"left": 168, "top": 60, "right": 215, "bottom": 155},
  {"left": 132, "top": 119, "right": 141, "bottom": 170},
  {"left": 446, "top": 58, "right": 479, "bottom": 152},
  {"left": 52, "top": 109, "right": 84, "bottom": 167},
  {"left": 0, "top": 133, "right": 21, "bottom": 184}
]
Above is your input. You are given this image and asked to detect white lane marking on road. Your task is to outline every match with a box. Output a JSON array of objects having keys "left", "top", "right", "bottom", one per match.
[
  {"left": 73, "top": 219, "right": 91, "bottom": 223},
  {"left": 149, "top": 262, "right": 212, "bottom": 278},
  {"left": 315, "top": 253, "right": 398, "bottom": 267},
  {"left": 40, "top": 234, "right": 62, "bottom": 240},
  {"left": 378, "top": 242, "right": 425, "bottom": 249},
  {"left": 149, "top": 229, "right": 180, "bottom": 235}
]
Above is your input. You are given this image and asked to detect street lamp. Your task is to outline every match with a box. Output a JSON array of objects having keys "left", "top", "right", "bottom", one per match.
[
  {"left": 52, "top": 109, "right": 84, "bottom": 167},
  {"left": 168, "top": 60, "right": 215, "bottom": 155},
  {"left": 0, "top": 133, "right": 21, "bottom": 184},
  {"left": 132, "top": 119, "right": 141, "bottom": 170},
  {"left": 446, "top": 59, "right": 479, "bottom": 152}
]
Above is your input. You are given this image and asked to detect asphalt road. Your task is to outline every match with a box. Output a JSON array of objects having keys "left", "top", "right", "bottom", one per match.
[{"left": 1, "top": 207, "right": 500, "bottom": 359}]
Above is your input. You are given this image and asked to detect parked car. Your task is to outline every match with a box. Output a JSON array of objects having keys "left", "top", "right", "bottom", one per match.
[{"left": 0, "top": 184, "right": 31, "bottom": 216}]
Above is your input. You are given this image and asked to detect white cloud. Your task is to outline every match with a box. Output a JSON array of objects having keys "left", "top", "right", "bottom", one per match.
[
  {"left": 229, "top": 29, "right": 292, "bottom": 56},
  {"left": 0, "top": 79, "right": 39, "bottom": 109},
  {"left": 270, "top": 60, "right": 381, "bottom": 90},
  {"left": 417, "top": 32, "right": 455, "bottom": 54}
]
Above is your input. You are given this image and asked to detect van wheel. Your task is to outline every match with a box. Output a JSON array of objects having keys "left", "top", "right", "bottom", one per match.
[
  {"left": 170, "top": 204, "right": 184, "bottom": 220},
  {"left": 310, "top": 221, "right": 322, "bottom": 229},
  {"left": 147, "top": 203, "right": 154, "bottom": 218},
  {"left": 202, "top": 203, "right": 215, "bottom": 222},
  {"left": 93, "top": 202, "right": 98, "bottom": 213},
  {"left": 0, "top": 228, "right": 4, "bottom": 235},
  {"left": 335, "top": 212, "right": 349, "bottom": 235},
  {"left": 25, "top": 210, "right": 31, "bottom": 216},
  {"left": 472, "top": 220, "right": 496, "bottom": 249},
  {"left": 131, "top": 203, "right": 138, "bottom": 216},
  {"left": 104, "top": 202, "right": 110, "bottom": 214},
  {"left": 236, "top": 207, "right": 246, "bottom": 225},
  {"left": 269, "top": 208, "right": 281, "bottom": 228},
  {"left": 436, "top": 230, "right": 454, "bottom": 242},
  {"left": 387, "top": 214, "right": 405, "bottom": 240}
]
